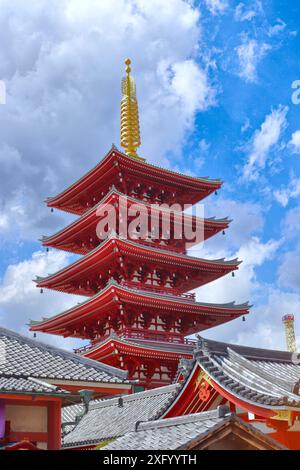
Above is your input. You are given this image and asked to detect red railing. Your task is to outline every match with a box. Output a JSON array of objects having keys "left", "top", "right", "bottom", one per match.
[{"left": 120, "top": 281, "right": 196, "bottom": 301}]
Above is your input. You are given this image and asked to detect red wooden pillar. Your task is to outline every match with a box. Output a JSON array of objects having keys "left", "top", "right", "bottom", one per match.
[
  {"left": 47, "top": 401, "right": 61, "bottom": 450},
  {"left": 0, "top": 400, "right": 5, "bottom": 438}
]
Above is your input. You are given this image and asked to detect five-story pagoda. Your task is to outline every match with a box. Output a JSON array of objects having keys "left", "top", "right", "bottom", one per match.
[{"left": 30, "top": 60, "right": 250, "bottom": 389}]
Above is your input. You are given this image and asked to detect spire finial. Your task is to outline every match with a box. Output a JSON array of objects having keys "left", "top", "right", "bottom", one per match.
[{"left": 120, "top": 59, "right": 142, "bottom": 160}]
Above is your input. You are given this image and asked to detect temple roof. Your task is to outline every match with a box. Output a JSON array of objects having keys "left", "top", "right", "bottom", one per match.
[
  {"left": 36, "top": 236, "right": 240, "bottom": 295},
  {"left": 165, "top": 336, "right": 300, "bottom": 414},
  {"left": 102, "top": 408, "right": 286, "bottom": 451},
  {"left": 42, "top": 188, "right": 230, "bottom": 255},
  {"left": 196, "top": 336, "right": 297, "bottom": 363},
  {"left": 29, "top": 281, "right": 250, "bottom": 338},
  {"left": 0, "top": 327, "right": 131, "bottom": 396},
  {"left": 62, "top": 336, "right": 300, "bottom": 449},
  {"left": 46, "top": 146, "right": 223, "bottom": 215},
  {"left": 0, "top": 375, "right": 70, "bottom": 397},
  {"left": 62, "top": 383, "right": 180, "bottom": 448},
  {"left": 195, "top": 337, "right": 300, "bottom": 409},
  {"left": 82, "top": 333, "right": 195, "bottom": 361}
]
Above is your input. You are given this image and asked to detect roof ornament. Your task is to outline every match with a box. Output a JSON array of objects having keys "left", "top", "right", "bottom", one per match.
[
  {"left": 196, "top": 335, "right": 205, "bottom": 350},
  {"left": 292, "top": 379, "right": 300, "bottom": 396},
  {"left": 120, "top": 59, "right": 143, "bottom": 161},
  {"left": 79, "top": 389, "right": 93, "bottom": 415},
  {"left": 177, "top": 358, "right": 193, "bottom": 379}
]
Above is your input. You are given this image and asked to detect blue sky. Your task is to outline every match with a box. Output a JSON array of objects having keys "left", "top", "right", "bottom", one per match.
[{"left": 0, "top": 0, "right": 299, "bottom": 351}]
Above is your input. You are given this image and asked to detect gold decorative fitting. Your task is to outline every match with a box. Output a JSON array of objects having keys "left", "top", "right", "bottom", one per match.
[{"left": 120, "top": 59, "right": 144, "bottom": 161}]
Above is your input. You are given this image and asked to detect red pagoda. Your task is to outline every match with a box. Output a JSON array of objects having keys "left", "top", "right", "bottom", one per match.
[{"left": 30, "top": 59, "right": 250, "bottom": 389}]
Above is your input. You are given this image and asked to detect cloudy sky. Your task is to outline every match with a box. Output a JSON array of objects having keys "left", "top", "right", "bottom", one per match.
[{"left": 0, "top": 0, "right": 300, "bottom": 351}]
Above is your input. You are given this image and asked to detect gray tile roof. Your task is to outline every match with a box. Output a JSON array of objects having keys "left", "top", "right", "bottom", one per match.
[
  {"left": 0, "top": 375, "right": 69, "bottom": 395},
  {"left": 62, "top": 383, "right": 181, "bottom": 448},
  {"left": 0, "top": 327, "right": 129, "bottom": 392},
  {"left": 195, "top": 337, "right": 300, "bottom": 409},
  {"left": 103, "top": 408, "right": 286, "bottom": 451},
  {"left": 103, "top": 409, "right": 226, "bottom": 450}
]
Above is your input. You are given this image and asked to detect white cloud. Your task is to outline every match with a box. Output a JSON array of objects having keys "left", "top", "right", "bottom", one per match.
[
  {"left": 189, "top": 197, "right": 266, "bottom": 261},
  {"left": 198, "top": 138, "right": 211, "bottom": 153},
  {"left": 195, "top": 236, "right": 281, "bottom": 304},
  {"left": 186, "top": 138, "right": 211, "bottom": 170},
  {"left": 268, "top": 19, "right": 287, "bottom": 37},
  {"left": 234, "top": 289, "right": 300, "bottom": 350},
  {"left": 169, "top": 60, "right": 216, "bottom": 117},
  {"left": 274, "top": 176, "right": 300, "bottom": 207},
  {"left": 204, "top": 0, "right": 228, "bottom": 16},
  {"left": 289, "top": 130, "right": 300, "bottom": 154},
  {"left": 237, "top": 236, "right": 281, "bottom": 267},
  {"left": 0, "top": 250, "right": 84, "bottom": 348},
  {"left": 191, "top": 232, "right": 282, "bottom": 349},
  {"left": 241, "top": 118, "right": 251, "bottom": 133},
  {"left": 200, "top": 283, "right": 300, "bottom": 350},
  {"left": 236, "top": 39, "right": 270, "bottom": 83},
  {"left": 282, "top": 205, "right": 300, "bottom": 240},
  {"left": 242, "top": 105, "right": 288, "bottom": 181},
  {"left": 0, "top": 0, "right": 214, "bottom": 240},
  {"left": 234, "top": 3, "right": 257, "bottom": 22},
  {"left": 279, "top": 244, "right": 300, "bottom": 291},
  {"left": 189, "top": 195, "right": 281, "bottom": 347}
]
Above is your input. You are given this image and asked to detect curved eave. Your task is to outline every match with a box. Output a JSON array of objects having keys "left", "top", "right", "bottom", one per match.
[
  {"left": 212, "top": 379, "right": 300, "bottom": 416},
  {"left": 196, "top": 336, "right": 296, "bottom": 362},
  {"left": 36, "top": 237, "right": 240, "bottom": 290},
  {"left": 84, "top": 338, "right": 194, "bottom": 362},
  {"left": 82, "top": 336, "right": 193, "bottom": 360},
  {"left": 204, "top": 371, "right": 300, "bottom": 416},
  {"left": 163, "top": 363, "right": 300, "bottom": 421},
  {"left": 42, "top": 189, "right": 230, "bottom": 248},
  {"left": 46, "top": 146, "right": 223, "bottom": 212},
  {"left": 30, "top": 282, "right": 250, "bottom": 335}
]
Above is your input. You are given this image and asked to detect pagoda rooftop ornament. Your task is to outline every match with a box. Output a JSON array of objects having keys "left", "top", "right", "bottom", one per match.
[{"left": 120, "top": 59, "right": 143, "bottom": 161}]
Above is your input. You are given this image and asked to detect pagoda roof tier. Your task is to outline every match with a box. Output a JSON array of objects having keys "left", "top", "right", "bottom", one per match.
[
  {"left": 36, "top": 236, "right": 240, "bottom": 296},
  {"left": 80, "top": 334, "right": 195, "bottom": 362},
  {"left": 79, "top": 335, "right": 195, "bottom": 390},
  {"left": 46, "top": 146, "right": 223, "bottom": 215},
  {"left": 42, "top": 189, "right": 231, "bottom": 255},
  {"left": 30, "top": 281, "right": 250, "bottom": 339}
]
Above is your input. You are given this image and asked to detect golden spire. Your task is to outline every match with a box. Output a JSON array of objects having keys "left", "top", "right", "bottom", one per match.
[{"left": 120, "top": 59, "right": 142, "bottom": 160}]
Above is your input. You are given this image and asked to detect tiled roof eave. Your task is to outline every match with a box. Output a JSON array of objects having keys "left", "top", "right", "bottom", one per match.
[
  {"left": 36, "top": 237, "right": 240, "bottom": 285},
  {"left": 31, "top": 280, "right": 250, "bottom": 328},
  {"left": 0, "top": 327, "right": 129, "bottom": 384},
  {"left": 196, "top": 353, "right": 300, "bottom": 410}
]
